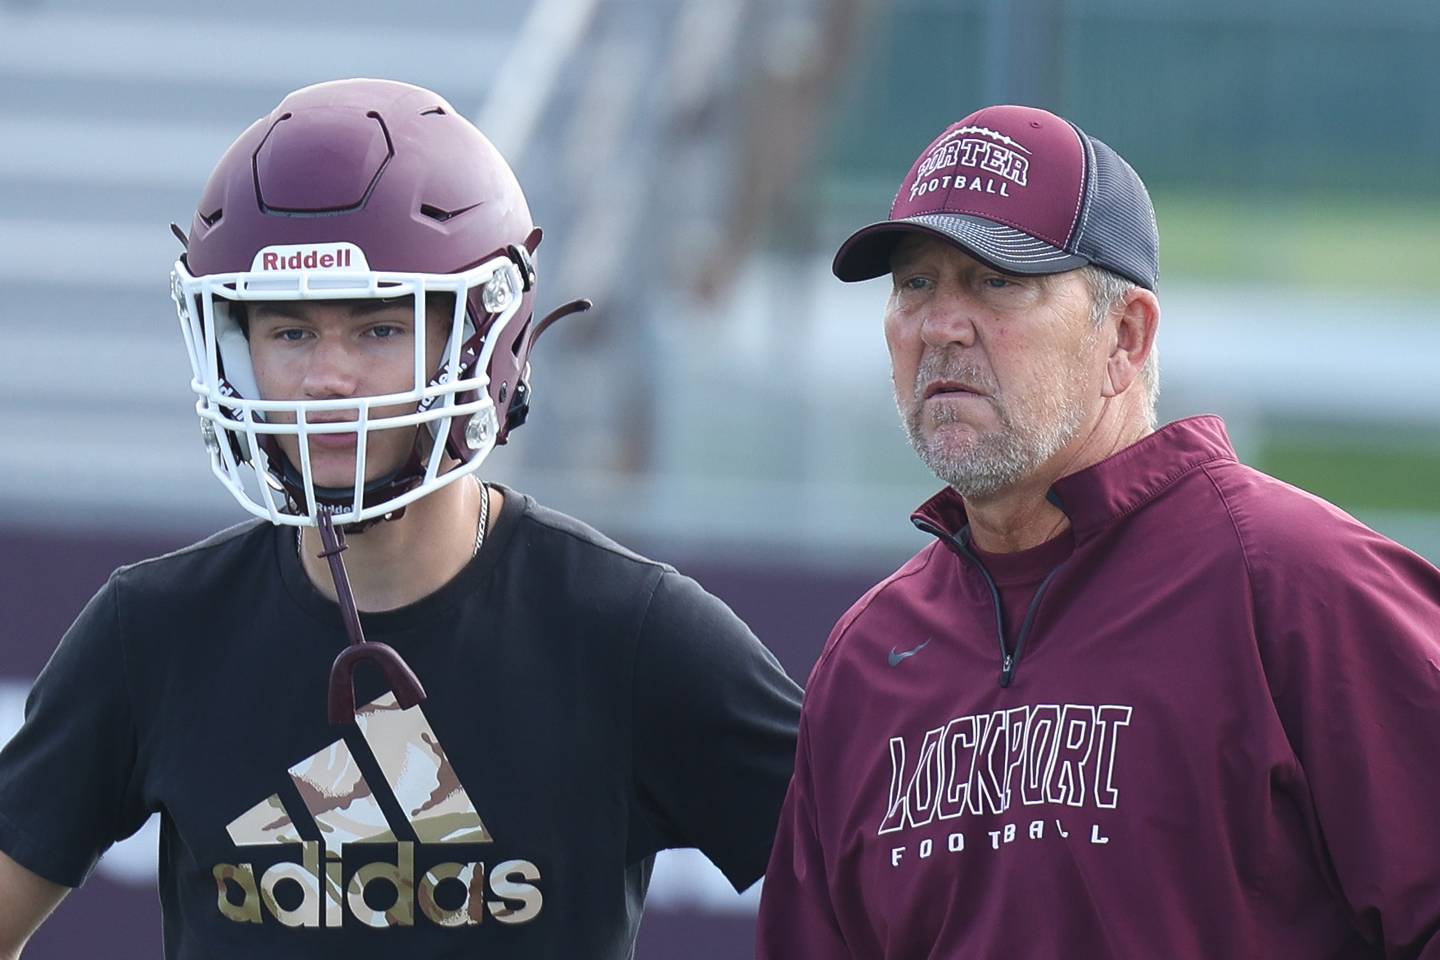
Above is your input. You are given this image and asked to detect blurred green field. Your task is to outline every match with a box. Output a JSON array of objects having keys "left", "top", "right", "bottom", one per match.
[
  {"left": 1154, "top": 192, "right": 1440, "bottom": 294},
  {"left": 1258, "top": 431, "right": 1440, "bottom": 514}
]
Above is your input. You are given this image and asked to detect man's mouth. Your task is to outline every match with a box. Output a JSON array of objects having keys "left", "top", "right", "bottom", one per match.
[
  {"left": 308, "top": 432, "right": 359, "bottom": 450},
  {"left": 922, "top": 380, "right": 988, "bottom": 400},
  {"left": 304, "top": 419, "right": 360, "bottom": 449}
]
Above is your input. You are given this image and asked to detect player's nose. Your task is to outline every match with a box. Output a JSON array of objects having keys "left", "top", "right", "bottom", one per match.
[{"left": 301, "top": 336, "right": 363, "bottom": 400}]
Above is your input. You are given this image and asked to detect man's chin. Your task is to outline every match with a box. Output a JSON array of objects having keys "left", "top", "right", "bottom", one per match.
[
  {"left": 297, "top": 444, "right": 411, "bottom": 484},
  {"left": 306, "top": 475, "right": 357, "bottom": 493},
  {"left": 309, "top": 469, "right": 408, "bottom": 492},
  {"left": 297, "top": 455, "right": 411, "bottom": 493},
  {"left": 920, "top": 420, "right": 987, "bottom": 453}
]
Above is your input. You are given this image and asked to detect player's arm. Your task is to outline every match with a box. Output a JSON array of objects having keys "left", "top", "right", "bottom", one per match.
[
  {"left": 0, "top": 577, "right": 149, "bottom": 956},
  {"left": 0, "top": 848, "right": 68, "bottom": 960},
  {"left": 629, "top": 570, "right": 803, "bottom": 891}
]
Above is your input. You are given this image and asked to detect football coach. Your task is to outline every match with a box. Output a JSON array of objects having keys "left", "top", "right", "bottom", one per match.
[{"left": 756, "top": 104, "right": 1440, "bottom": 959}]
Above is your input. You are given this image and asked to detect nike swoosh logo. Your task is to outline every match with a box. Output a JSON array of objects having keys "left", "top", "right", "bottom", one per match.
[{"left": 888, "top": 639, "right": 932, "bottom": 667}]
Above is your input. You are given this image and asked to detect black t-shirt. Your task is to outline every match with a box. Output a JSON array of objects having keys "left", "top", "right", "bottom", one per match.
[{"left": 0, "top": 487, "right": 802, "bottom": 958}]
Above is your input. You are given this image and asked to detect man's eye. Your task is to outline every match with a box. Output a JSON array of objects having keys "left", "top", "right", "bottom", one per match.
[
  {"left": 983, "top": 276, "right": 1012, "bottom": 289},
  {"left": 899, "top": 275, "right": 932, "bottom": 292},
  {"left": 368, "top": 324, "right": 404, "bottom": 339},
  {"left": 277, "top": 329, "right": 309, "bottom": 342}
]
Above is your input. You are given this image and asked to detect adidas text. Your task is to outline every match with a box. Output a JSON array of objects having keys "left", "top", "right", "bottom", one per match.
[{"left": 214, "top": 841, "right": 543, "bottom": 928}]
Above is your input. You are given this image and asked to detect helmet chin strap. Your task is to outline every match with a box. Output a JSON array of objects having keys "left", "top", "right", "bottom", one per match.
[
  {"left": 313, "top": 511, "right": 428, "bottom": 726},
  {"left": 270, "top": 444, "right": 423, "bottom": 532}
]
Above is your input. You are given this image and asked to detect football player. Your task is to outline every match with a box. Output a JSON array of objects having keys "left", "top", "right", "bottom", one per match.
[{"left": 0, "top": 78, "right": 800, "bottom": 958}]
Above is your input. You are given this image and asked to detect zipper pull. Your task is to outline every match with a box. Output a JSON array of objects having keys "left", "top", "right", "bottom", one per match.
[{"left": 1000, "top": 654, "right": 1015, "bottom": 688}]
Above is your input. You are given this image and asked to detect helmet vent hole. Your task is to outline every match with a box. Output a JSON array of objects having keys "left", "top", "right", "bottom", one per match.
[
  {"left": 419, "top": 202, "right": 481, "bottom": 223},
  {"left": 421, "top": 106, "right": 446, "bottom": 116},
  {"left": 200, "top": 207, "right": 223, "bottom": 227}
]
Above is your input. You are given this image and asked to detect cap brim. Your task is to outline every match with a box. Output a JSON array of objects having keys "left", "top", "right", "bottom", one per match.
[{"left": 832, "top": 213, "right": 1090, "bottom": 282}]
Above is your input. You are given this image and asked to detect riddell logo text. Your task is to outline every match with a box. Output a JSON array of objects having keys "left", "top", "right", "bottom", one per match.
[
  {"left": 215, "top": 692, "right": 541, "bottom": 930},
  {"left": 249, "top": 242, "right": 369, "bottom": 273},
  {"left": 214, "top": 842, "right": 541, "bottom": 928},
  {"left": 260, "top": 248, "right": 353, "bottom": 270}
]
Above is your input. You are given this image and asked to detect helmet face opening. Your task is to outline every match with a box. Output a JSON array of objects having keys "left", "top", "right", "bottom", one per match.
[{"left": 174, "top": 79, "right": 544, "bottom": 527}]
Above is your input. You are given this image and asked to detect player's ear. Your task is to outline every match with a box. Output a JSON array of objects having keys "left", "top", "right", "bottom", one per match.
[{"left": 1102, "top": 287, "right": 1159, "bottom": 399}]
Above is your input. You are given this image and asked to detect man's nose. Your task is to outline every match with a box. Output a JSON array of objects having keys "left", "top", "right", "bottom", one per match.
[
  {"left": 918, "top": 291, "right": 979, "bottom": 349},
  {"left": 301, "top": 336, "right": 362, "bottom": 399}
]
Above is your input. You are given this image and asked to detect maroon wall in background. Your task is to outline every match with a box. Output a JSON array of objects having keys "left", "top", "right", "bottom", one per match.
[{"left": 0, "top": 522, "right": 900, "bottom": 959}]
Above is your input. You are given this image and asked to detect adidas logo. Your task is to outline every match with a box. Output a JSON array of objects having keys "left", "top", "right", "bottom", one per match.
[{"left": 213, "top": 691, "right": 542, "bottom": 929}]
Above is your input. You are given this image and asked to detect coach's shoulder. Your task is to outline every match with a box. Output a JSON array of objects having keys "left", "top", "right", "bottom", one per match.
[
  {"left": 806, "top": 541, "right": 946, "bottom": 694},
  {"left": 1200, "top": 458, "right": 1428, "bottom": 585}
]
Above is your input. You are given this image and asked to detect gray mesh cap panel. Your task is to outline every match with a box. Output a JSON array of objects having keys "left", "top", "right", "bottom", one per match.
[{"left": 1071, "top": 134, "right": 1160, "bottom": 290}]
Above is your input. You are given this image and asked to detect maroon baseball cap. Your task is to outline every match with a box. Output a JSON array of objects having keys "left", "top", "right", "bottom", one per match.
[{"left": 833, "top": 105, "right": 1159, "bottom": 290}]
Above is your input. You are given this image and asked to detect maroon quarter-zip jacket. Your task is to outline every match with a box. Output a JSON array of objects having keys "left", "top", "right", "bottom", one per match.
[{"left": 758, "top": 416, "right": 1440, "bottom": 959}]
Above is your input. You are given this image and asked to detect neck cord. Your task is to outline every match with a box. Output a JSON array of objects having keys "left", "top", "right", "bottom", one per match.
[{"left": 472, "top": 474, "right": 489, "bottom": 556}]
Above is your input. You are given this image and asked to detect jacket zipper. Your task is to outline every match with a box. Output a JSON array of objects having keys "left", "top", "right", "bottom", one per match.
[{"left": 913, "top": 517, "right": 1065, "bottom": 688}]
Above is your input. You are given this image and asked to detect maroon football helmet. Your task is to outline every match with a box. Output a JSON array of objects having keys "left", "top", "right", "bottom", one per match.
[{"left": 173, "top": 78, "right": 583, "bottom": 527}]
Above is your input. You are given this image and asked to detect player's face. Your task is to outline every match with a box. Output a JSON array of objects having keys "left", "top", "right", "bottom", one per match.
[
  {"left": 247, "top": 297, "right": 453, "bottom": 489},
  {"left": 883, "top": 235, "right": 1105, "bottom": 499}
]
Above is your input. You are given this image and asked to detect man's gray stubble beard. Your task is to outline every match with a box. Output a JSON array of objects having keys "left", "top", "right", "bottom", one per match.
[{"left": 897, "top": 349, "right": 1088, "bottom": 499}]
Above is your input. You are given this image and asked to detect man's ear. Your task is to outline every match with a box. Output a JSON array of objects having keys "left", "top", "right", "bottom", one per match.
[{"left": 1102, "top": 288, "right": 1160, "bottom": 398}]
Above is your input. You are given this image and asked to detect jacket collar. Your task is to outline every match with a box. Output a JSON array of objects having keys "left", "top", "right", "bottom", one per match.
[{"left": 910, "top": 416, "right": 1238, "bottom": 544}]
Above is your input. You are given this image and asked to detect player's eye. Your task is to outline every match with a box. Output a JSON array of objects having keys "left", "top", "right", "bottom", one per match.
[
  {"left": 366, "top": 324, "right": 405, "bottom": 339},
  {"left": 275, "top": 328, "right": 310, "bottom": 343}
]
